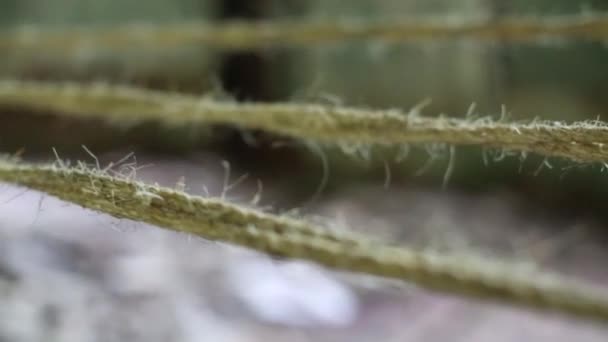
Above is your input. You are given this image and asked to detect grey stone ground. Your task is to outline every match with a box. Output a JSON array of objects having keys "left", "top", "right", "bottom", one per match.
[{"left": 1, "top": 151, "right": 608, "bottom": 341}]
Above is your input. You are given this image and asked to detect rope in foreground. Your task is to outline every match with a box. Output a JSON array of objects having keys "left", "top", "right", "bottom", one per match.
[{"left": 1, "top": 158, "right": 608, "bottom": 322}]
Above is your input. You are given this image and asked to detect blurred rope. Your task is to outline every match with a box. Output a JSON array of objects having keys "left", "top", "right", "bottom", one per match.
[{"left": 1, "top": 13, "right": 608, "bottom": 51}]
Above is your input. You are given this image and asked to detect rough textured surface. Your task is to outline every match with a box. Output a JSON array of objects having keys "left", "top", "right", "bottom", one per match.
[
  {"left": 3, "top": 81, "right": 608, "bottom": 163},
  {"left": 2, "top": 152, "right": 608, "bottom": 340},
  {"left": 3, "top": 153, "right": 608, "bottom": 322}
]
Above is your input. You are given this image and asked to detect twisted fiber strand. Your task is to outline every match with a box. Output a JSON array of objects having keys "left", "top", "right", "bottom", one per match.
[
  {"left": 2, "top": 80, "right": 608, "bottom": 163},
  {"left": 2, "top": 14, "right": 608, "bottom": 51},
  {"left": 1, "top": 158, "right": 608, "bottom": 322}
]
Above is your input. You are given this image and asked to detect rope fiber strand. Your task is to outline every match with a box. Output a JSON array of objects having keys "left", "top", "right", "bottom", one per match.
[
  {"left": 1, "top": 157, "right": 608, "bottom": 323},
  {"left": 1, "top": 80, "right": 608, "bottom": 163}
]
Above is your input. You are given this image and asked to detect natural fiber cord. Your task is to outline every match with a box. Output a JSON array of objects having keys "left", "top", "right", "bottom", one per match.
[
  {"left": 2, "top": 14, "right": 608, "bottom": 51},
  {"left": 2, "top": 80, "right": 608, "bottom": 163},
  {"left": 1, "top": 157, "right": 608, "bottom": 323}
]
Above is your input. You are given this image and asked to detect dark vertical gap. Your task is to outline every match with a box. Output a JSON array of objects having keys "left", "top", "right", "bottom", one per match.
[
  {"left": 215, "top": 0, "right": 292, "bottom": 161},
  {"left": 214, "top": 0, "right": 325, "bottom": 207},
  {"left": 218, "top": 0, "right": 273, "bottom": 102},
  {"left": 215, "top": 0, "right": 280, "bottom": 163}
]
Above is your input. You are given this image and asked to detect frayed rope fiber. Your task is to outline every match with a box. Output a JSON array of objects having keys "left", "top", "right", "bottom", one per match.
[
  {"left": 2, "top": 157, "right": 608, "bottom": 323},
  {"left": 2, "top": 80, "right": 608, "bottom": 163}
]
